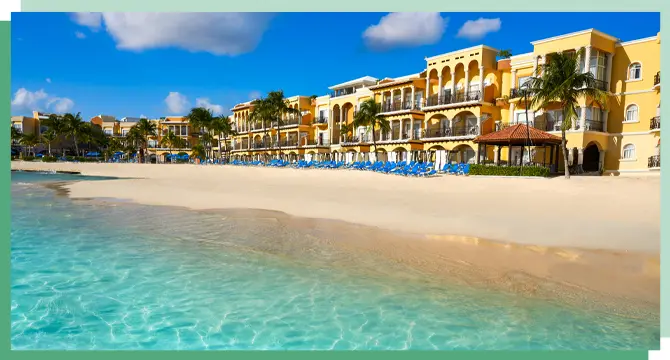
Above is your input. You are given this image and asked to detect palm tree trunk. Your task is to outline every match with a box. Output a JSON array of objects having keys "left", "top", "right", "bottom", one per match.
[
  {"left": 48, "top": 143, "right": 52, "bottom": 156},
  {"left": 74, "top": 136, "right": 79, "bottom": 156},
  {"left": 218, "top": 133, "right": 222, "bottom": 160},
  {"left": 561, "top": 130, "right": 570, "bottom": 179},
  {"left": 277, "top": 118, "right": 282, "bottom": 159},
  {"left": 372, "top": 126, "right": 377, "bottom": 162}
]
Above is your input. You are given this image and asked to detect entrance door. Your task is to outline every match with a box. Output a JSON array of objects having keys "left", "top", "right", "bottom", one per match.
[{"left": 582, "top": 144, "right": 600, "bottom": 172}]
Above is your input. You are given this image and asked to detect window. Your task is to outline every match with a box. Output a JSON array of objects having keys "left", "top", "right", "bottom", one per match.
[
  {"left": 514, "top": 111, "right": 527, "bottom": 124},
  {"left": 586, "top": 107, "right": 602, "bottom": 121},
  {"left": 625, "top": 104, "right": 639, "bottom": 122},
  {"left": 12, "top": 123, "right": 22, "bottom": 131},
  {"left": 590, "top": 50, "right": 606, "bottom": 80},
  {"left": 628, "top": 63, "right": 641, "bottom": 80},
  {"left": 104, "top": 129, "right": 113, "bottom": 136},
  {"left": 517, "top": 76, "right": 530, "bottom": 89},
  {"left": 622, "top": 144, "right": 636, "bottom": 160}
]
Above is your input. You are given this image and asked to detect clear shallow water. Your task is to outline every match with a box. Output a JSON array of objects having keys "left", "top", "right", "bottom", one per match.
[{"left": 11, "top": 172, "right": 660, "bottom": 350}]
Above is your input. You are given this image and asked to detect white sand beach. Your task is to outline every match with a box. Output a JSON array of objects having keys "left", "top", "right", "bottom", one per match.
[{"left": 11, "top": 161, "right": 660, "bottom": 254}]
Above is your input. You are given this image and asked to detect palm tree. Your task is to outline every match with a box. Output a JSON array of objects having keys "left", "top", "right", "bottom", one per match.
[
  {"left": 266, "top": 90, "right": 301, "bottom": 157},
  {"left": 11, "top": 126, "right": 22, "bottom": 145},
  {"left": 248, "top": 97, "right": 273, "bottom": 146},
  {"left": 497, "top": 49, "right": 513, "bottom": 59},
  {"left": 527, "top": 49, "right": 609, "bottom": 179},
  {"left": 352, "top": 98, "right": 391, "bottom": 156},
  {"left": 41, "top": 130, "right": 57, "bottom": 156},
  {"left": 209, "top": 115, "right": 236, "bottom": 161},
  {"left": 185, "top": 107, "right": 216, "bottom": 159},
  {"left": 63, "top": 112, "right": 85, "bottom": 156},
  {"left": 191, "top": 144, "right": 206, "bottom": 161},
  {"left": 124, "top": 126, "right": 144, "bottom": 161},
  {"left": 136, "top": 118, "right": 157, "bottom": 163},
  {"left": 20, "top": 133, "right": 41, "bottom": 157},
  {"left": 159, "top": 129, "right": 186, "bottom": 161}
]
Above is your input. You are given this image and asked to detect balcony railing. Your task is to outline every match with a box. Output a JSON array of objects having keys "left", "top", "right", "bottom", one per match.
[
  {"left": 654, "top": 72, "right": 660, "bottom": 86},
  {"left": 425, "top": 91, "right": 482, "bottom": 107},
  {"left": 509, "top": 88, "right": 530, "bottom": 99},
  {"left": 648, "top": 155, "right": 660, "bottom": 168},
  {"left": 650, "top": 116, "right": 661, "bottom": 130},
  {"left": 380, "top": 100, "right": 421, "bottom": 113},
  {"left": 584, "top": 119, "right": 604, "bottom": 132},
  {"left": 422, "top": 125, "right": 480, "bottom": 138},
  {"left": 303, "top": 139, "right": 331, "bottom": 146},
  {"left": 330, "top": 88, "right": 356, "bottom": 98},
  {"left": 312, "top": 116, "right": 328, "bottom": 124},
  {"left": 592, "top": 79, "right": 609, "bottom": 92}
]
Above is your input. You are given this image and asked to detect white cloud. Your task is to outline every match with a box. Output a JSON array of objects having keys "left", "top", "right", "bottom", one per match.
[
  {"left": 46, "top": 78, "right": 52, "bottom": 83},
  {"left": 248, "top": 91, "right": 262, "bottom": 100},
  {"left": 11, "top": 88, "right": 75, "bottom": 114},
  {"left": 195, "top": 98, "right": 224, "bottom": 114},
  {"left": 71, "top": 12, "right": 103, "bottom": 30},
  {"left": 456, "top": 18, "right": 502, "bottom": 41},
  {"left": 47, "top": 98, "right": 75, "bottom": 113},
  {"left": 164, "top": 92, "right": 190, "bottom": 114},
  {"left": 70, "top": 13, "right": 273, "bottom": 56},
  {"left": 140, "top": 114, "right": 147, "bottom": 119},
  {"left": 75, "top": 31, "right": 86, "bottom": 39},
  {"left": 363, "top": 12, "right": 447, "bottom": 49}
]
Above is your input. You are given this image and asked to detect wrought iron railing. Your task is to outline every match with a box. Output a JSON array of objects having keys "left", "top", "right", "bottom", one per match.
[
  {"left": 312, "top": 116, "right": 328, "bottom": 124},
  {"left": 592, "top": 79, "right": 609, "bottom": 92},
  {"left": 424, "top": 91, "right": 482, "bottom": 107},
  {"left": 584, "top": 120, "right": 604, "bottom": 132},
  {"left": 650, "top": 116, "right": 661, "bottom": 130},
  {"left": 330, "top": 88, "right": 356, "bottom": 98},
  {"left": 654, "top": 72, "right": 660, "bottom": 86},
  {"left": 422, "top": 125, "right": 479, "bottom": 138},
  {"left": 648, "top": 155, "right": 660, "bottom": 168}
]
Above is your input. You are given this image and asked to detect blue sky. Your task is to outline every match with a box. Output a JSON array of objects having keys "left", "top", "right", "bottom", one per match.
[{"left": 11, "top": 12, "right": 660, "bottom": 120}]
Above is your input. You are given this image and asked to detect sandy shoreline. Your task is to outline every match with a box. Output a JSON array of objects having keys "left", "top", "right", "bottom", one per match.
[
  {"left": 11, "top": 161, "right": 660, "bottom": 253},
  {"left": 11, "top": 161, "right": 661, "bottom": 316}
]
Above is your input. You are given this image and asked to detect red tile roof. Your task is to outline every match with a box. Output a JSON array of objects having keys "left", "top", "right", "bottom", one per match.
[{"left": 474, "top": 123, "right": 563, "bottom": 145}]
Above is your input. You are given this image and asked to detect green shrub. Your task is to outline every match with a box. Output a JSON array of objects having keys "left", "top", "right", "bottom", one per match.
[
  {"left": 470, "top": 164, "right": 550, "bottom": 177},
  {"left": 42, "top": 156, "right": 58, "bottom": 163},
  {"left": 23, "top": 156, "right": 35, "bottom": 161}
]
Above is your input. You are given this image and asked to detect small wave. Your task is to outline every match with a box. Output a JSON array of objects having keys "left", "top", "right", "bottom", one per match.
[{"left": 14, "top": 182, "right": 35, "bottom": 187}]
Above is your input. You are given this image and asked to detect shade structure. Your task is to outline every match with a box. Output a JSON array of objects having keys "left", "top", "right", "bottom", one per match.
[
  {"left": 474, "top": 123, "right": 562, "bottom": 146},
  {"left": 84, "top": 152, "right": 101, "bottom": 157}
]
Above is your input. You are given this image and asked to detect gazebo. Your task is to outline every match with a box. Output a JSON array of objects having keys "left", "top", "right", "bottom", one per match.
[{"left": 473, "top": 124, "right": 564, "bottom": 170}]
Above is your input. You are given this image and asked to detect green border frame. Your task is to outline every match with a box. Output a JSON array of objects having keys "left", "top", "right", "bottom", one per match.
[{"left": 4, "top": 1, "right": 666, "bottom": 358}]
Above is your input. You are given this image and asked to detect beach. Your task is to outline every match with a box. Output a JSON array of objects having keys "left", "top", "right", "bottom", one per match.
[{"left": 10, "top": 161, "right": 661, "bottom": 314}]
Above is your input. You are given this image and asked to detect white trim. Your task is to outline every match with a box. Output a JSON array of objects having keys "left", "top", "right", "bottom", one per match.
[
  {"left": 615, "top": 36, "right": 658, "bottom": 47},
  {"left": 627, "top": 61, "right": 643, "bottom": 81},
  {"left": 621, "top": 143, "right": 636, "bottom": 160},
  {"left": 624, "top": 103, "right": 640, "bottom": 123},
  {"left": 530, "top": 28, "right": 619, "bottom": 46},
  {"left": 625, "top": 78, "right": 644, "bottom": 83},
  {"left": 425, "top": 45, "right": 499, "bottom": 62},
  {"left": 612, "top": 89, "right": 656, "bottom": 96},
  {"left": 608, "top": 131, "right": 655, "bottom": 136},
  {"left": 509, "top": 52, "right": 533, "bottom": 60},
  {"left": 328, "top": 76, "right": 378, "bottom": 90},
  {"left": 618, "top": 158, "right": 638, "bottom": 162}
]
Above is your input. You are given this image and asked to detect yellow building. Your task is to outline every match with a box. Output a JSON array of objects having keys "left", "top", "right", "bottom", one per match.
[
  {"left": 494, "top": 29, "right": 660, "bottom": 175},
  {"left": 90, "top": 115, "right": 119, "bottom": 136}
]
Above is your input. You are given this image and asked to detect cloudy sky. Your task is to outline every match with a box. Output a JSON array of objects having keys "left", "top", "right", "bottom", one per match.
[{"left": 11, "top": 12, "right": 660, "bottom": 120}]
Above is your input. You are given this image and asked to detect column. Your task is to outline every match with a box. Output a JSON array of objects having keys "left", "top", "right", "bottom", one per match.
[
  {"left": 450, "top": 71, "right": 456, "bottom": 98},
  {"left": 575, "top": 47, "right": 582, "bottom": 72},
  {"left": 583, "top": 45, "right": 592, "bottom": 75},
  {"left": 339, "top": 107, "right": 344, "bottom": 141},
  {"left": 577, "top": 147, "right": 584, "bottom": 166},
  {"left": 476, "top": 116, "right": 482, "bottom": 135},
  {"left": 438, "top": 74, "right": 443, "bottom": 101},
  {"left": 511, "top": 69, "right": 517, "bottom": 91},
  {"left": 494, "top": 146, "right": 500, "bottom": 165},
  {"left": 464, "top": 70, "right": 470, "bottom": 96},
  {"left": 579, "top": 106, "right": 586, "bottom": 130},
  {"left": 602, "top": 110, "right": 609, "bottom": 133},
  {"left": 390, "top": 91, "right": 395, "bottom": 109},
  {"left": 533, "top": 56, "right": 539, "bottom": 76},
  {"left": 598, "top": 150, "right": 605, "bottom": 172},
  {"left": 509, "top": 103, "right": 516, "bottom": 124},
  {"left": 478, "top": 66, "right": 484, "bottom": 98},
  {"left": 410, "top": 85, "right": 416, "bottom": 109},
  {"left": 425, "top": 77, "right": 430, "bottom": 100},
  {"left": 605, "top": 53, "right": 613, "bottom": 91},
  {"left": 401, "top": 87, "right": 406, "bottom": 109},
  {"left": 568, "top": 148, "right": 574, "bottom": 166}
]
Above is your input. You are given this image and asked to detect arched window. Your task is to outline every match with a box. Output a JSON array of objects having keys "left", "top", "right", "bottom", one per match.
[
  {"left": 628, "top": 63, "right": 642, "bottom": 80},
  {"left": 622, "top": 144, "right": 636, "bottom": 159},
  {"left": 625, "top": 104, "right": 639, "bottom": 122}
]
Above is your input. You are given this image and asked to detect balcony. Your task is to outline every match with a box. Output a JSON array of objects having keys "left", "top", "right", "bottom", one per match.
[
  {"left": 654, "top": 72, "right": 660, "bottom": 87},
  {"left": 592, "top": 79, "right": 609, "bottom": 92},
  {"left": 330, "top": 88, "right": 356, "bottom": 98},
  {"left": 422, "top": 125, "right": 480, "bottom": 139},
  {"left": 648, "top": 155, "right": 660, "bottom": 169},
  {"left": 380, "top": 100, "right": 422, "bottom": 113},
  {"left": 424, "top": 91, "right": 482, "bottom": 109},
  {"left": 276, "top": 139, "right": 299, "bottom": 148},
  {"left": 650, "top": 116, "right": 660, "bottom": 131},
  {"left": 312, "top": 116, "right": 328, "bottom": 124},
  {"left": 584, "top": 119, "right": 604, "bottom": 132},
  {"left": 509, "top": 88, "right": 531, "bottom": 99},
  {"left": 303, "top": 139, "right": 331, "bottom": 147}
]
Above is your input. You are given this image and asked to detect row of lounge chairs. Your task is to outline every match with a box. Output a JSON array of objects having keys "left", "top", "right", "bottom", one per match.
[{"left": 225, "top": 159, "right": 471, "bottom": 176}]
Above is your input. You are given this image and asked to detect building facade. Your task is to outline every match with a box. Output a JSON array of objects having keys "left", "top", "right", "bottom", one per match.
[{"left": 225, "top": 28, "right": 660, "bottom": 175}]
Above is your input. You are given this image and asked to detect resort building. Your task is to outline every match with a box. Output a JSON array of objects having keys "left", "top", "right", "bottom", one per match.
[
  {"left": 90, "top": 115, "right": 119, "bottom": 136},
  {"left": 225, "top": 28, "right": 660, "bottom": 175}
]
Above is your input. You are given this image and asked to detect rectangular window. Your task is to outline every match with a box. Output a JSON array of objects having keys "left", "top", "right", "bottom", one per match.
[
  {"left": 517, "top": 76, "right": 530, "bottom": 89},
  {"left": 514, "top": 112, "right": 527, "bottom": 124},
  {"left": 589, "top": 50, "right": 606, "bottom": 80},
  {"left": 104, "top": 129, "right": 113, "bottom": 135}
]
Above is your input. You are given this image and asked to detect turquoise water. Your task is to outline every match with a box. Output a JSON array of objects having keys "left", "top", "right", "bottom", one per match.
[{"left": 11, "top": 172, "right": 660, "bottom": 350}]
